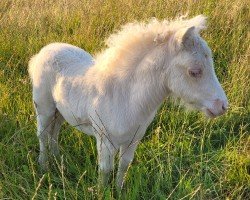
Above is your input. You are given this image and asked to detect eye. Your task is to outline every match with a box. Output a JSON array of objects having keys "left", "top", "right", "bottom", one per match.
[{"left": 188, "top": 68, "right": 202, "bottom": 78}]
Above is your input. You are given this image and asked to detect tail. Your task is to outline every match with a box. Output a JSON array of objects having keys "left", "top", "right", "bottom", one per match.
[{"left": 28, "top": 54, "right": 38, "bottom": 83}]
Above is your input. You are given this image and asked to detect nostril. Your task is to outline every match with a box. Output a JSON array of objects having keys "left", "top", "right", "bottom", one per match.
[
  {"left": 221, "top": 101, "right": 229, "bottom": 113},
  {"left": 213, "top": 99, "right": 228, "bottom": 112},
  {"left": 222, "top": 105, "right": 226, "bottom": 111},
  {"left": 222, "top": 100, "right": 228, "bottom": 111}
]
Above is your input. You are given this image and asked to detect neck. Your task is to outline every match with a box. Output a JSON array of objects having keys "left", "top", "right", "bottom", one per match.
[
  {"left": 89, "top": 44, "right": 171, "bottom": 118},
  {"left": 128, "top": 56, "right": 170, "bottom": 117}
]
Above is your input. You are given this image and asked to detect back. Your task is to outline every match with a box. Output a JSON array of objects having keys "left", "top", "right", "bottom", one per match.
[{"left": 40, "top": 43, "right": 94, "bottom": 77}]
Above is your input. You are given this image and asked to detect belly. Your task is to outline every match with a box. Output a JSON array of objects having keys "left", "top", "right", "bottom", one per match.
[{"left": 56, "top": 104, "right": 93, "bottom": 135}]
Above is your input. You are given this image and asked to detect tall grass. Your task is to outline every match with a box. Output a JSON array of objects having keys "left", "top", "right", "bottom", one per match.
[{"left": 0, "top": 0, "right": 249, "bottom": 199}]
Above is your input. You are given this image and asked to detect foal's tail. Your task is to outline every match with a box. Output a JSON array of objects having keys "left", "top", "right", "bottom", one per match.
[
  {"left": 28, "top": 52, "right": 54, "bottom": 88},
  {"left": 28, "top": 52, "right": 56, "bottom": 111},
  {"left": 28, "top": 54, "right": 38, "bottom": 84}
]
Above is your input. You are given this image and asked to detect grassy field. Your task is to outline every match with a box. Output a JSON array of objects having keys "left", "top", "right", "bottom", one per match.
[{"left": 0, "top": 0, "right": 249, "bottom": 199}]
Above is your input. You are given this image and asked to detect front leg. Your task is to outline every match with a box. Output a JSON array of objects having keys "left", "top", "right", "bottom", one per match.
[
  {"left": 116, "top": 142, "right": 139, "bottom": 189},
  {"left": 97, "top": 138, "right": 117, "bottom": 188}
]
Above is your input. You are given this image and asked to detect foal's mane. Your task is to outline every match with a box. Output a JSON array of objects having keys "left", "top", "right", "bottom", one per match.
[{"left": 94, "top": 15, "right": 207, "bottom": 72}]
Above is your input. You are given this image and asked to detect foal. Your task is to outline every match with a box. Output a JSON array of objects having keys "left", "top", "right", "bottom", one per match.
[{"left": 29, "top": 15, "right": 228, "bottom": 188}]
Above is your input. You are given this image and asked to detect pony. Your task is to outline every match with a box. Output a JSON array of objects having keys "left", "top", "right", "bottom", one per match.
[{"left": 28, "top": 15, "right": 228, "bottom": 188}]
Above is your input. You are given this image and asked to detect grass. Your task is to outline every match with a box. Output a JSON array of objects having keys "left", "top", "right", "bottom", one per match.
[{"left": 0, "top": 0, "right": 249, "bottom": 199}]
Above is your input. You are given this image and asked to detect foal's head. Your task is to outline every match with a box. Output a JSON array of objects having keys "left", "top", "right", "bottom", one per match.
[{"left": 166, "top": 16, "right": 228, "bottom": 118}]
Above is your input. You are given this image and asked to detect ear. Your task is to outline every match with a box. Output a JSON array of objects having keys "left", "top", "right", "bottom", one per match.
[
  {"left": 188, "top": 15, "right": 207, "bottom": 32},
  {"left": 174, "top": 26, "right": 195, "bottom": 47}
]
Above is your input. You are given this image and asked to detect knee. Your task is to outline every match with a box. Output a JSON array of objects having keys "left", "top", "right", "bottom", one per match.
[
  {"left": 33, "top": 99, "right": 56, "bottom": 116},
  {"left": 99, "top": 159, "right": 114, "bottom": 173},
  {"left": 119, "top": 157, "right": 132, "bottom": 170}
]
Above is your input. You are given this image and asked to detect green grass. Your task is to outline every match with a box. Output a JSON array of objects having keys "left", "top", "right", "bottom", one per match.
[{"left": 0, "top": 0, "right": 249, "bottom": 199}]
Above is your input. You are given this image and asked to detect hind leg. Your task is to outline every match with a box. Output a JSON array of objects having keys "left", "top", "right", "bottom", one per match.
[
  {"left": 34, "top": 100, "right": 57, "bottom": 170},
  {"left": 48, "top": 109, "right": 64, "bottom": 157}
]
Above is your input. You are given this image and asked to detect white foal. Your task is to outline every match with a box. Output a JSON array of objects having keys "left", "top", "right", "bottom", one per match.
[{"left": 29, "top": 15, "right": 228, "bottom": 188}]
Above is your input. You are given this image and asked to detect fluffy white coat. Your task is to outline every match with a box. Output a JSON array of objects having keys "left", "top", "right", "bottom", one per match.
[{"left": 29, "top": 15, "right": 228, "bottom": 188}]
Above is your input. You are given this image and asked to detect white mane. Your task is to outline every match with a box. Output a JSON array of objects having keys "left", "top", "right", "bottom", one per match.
[{"left": 94, "top": 15, "right": 207, "bottom": 71}]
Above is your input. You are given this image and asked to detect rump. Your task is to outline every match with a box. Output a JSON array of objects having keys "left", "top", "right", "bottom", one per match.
[
  {"left": 28, "top": 43, "right": 94, "bottom": 85},
  {"left": 28, "top": 43, "right": 95, "bottom": 115}
]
